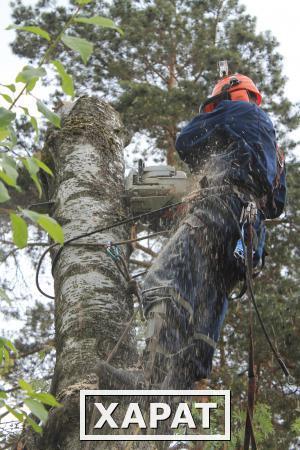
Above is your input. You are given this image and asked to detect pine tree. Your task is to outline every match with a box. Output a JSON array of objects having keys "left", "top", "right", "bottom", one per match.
[{"left": 10, "top": 0, "right": 299, "bottom": 161}]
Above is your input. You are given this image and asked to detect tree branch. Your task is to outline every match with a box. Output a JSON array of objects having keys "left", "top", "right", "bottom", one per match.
[
  {"left": 129, "top": 258, "right": 152, "bottom": 268},
  {"left": 135, "top": 242, "right": 157, "bottom": 258}
]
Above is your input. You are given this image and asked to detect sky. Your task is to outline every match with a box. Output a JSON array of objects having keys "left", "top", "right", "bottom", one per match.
[{"left": 242, "top": 0, "right": 300, "bottom": 104}]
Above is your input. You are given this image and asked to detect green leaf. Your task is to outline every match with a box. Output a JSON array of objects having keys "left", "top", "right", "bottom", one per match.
[
  {"left": 3, "top": 338, "right": 17, "bottom": 354},
  {"left": 0, "top": 128, "right": 10, "bottom": 141},
  {"left": 30, "top": 116, "right": 39, "bottom": 141},
  {"left": 30, "top": 392, "right": 62, "bottom": 408},
  {"left": 16, "top": 66, "right": 46, "bottom": 83},
  {"left": 3, "top": 347, "right": 10, "bottom": 367},
  {"left": 21, "top": 109, "right": 39, "bottom": 140},
  {"left": 9, "top": 126, "right": 17, "bottom": 148},
  {"left": 0, "top": 170, "right": 17, "bottom": 187},
  {"left": 36, "top": 100, "right": 61, "bottom": 128},
  {"left": 24, "top": 398, "right": 48, "bottom": 423},
  {"left": 38, "top": 215, "right": 64, "bottom": 244},
  {"left": 21, "top": 108, "right": 39, "bottom": 140},
  {"left": 20, "top": 106, "right": 29, "bottom": 116},
  {"left": 0, "top": 107, "right": 16, "bottom": 128},
  {"left": 22, "top": 157, "right": 42, "bottom": 197},
  {"left": 291, "top": 417, "right": 300, "bottom": 434},
  {"left": 38, "top": 350, "right": 46, "bottom": 361},
  {"left": 22, "top": 210, "right": 64, "bottom": 244},
  {"left": 22, "top": 157, "right": 39, "bottom": 176},
  {"left": 32, "top": 157, "right": 53, "bottom": 176},
  {"left": 19, "top": 379, "right": 33, "bottom": 392},
  {"left": 22, "top": 209, "right": 39, "bottom": 222},
  {"left": 2, "top": 84, "right": 16, "bottom": 93},
  {"left": 0, "top": 390, "right": 7, "bottom": 399},
  {"left": 61, "top": 34, "right": 93, "bottom": 65},
  {"left": 7, "top": 25, "right": 50, "bottom": 41},
  {"left": 26, "top": 415, "right": 43, "bottom": 434},
  {"left": 5, "top": 404, "right": 24, "bottom": 422},
  {"left": 16, "top": 66, "right": 46, "bottom": 92},
  {"left": 0, "top": 93, "right": 13, "bottom": 104},
  {"left": 10, "top": 213, "right": 28, "bottom": 248},
  {"left": 76, "top": 0, "right": 93, "bottom": 4},
  {"left": 2, "top": 153, "right": 17, "bottom": 168},
  {"left": 51, "top": 60, "right": 75, "bottom": 97},
  {"left": 75, "top": 16, "right": 123, "bottom": 35},
  {"left": 2, "top": 155, "right": 18, "bottom": 183},
  {"left": 32, "top": 174, "right": 42, "bottom": 197},
  {"left": 0, "top": 181, "right": 10, "bottom": 203},
  {"left": 0, "top": 288, "right": 11, "bottom": 304}
]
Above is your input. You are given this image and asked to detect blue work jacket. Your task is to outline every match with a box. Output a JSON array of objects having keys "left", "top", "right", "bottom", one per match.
[{"left": 175, "top": 100, "right": 286, "bottom": 218}]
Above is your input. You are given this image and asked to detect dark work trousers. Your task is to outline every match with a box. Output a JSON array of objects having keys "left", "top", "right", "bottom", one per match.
[{"left": 142, "top": 193, "right": 246, "bottom": 389}]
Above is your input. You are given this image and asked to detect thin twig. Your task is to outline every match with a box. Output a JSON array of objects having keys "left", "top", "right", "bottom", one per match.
[
  {"left": 129, "top": 259, "right": 152, "bottom": 268},
  {"left": 135, "top": 242, "right": 157, "bottom": 258}
]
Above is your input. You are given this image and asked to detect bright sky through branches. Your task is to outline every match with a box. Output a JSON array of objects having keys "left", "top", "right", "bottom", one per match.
[{"left": 0, "top": 0, "right": 299, "bottom": 148}]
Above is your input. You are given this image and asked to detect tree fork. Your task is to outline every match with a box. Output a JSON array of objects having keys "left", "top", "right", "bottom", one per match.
[{"left": 21, "top": 96, "right": 139, "bottom": 450}]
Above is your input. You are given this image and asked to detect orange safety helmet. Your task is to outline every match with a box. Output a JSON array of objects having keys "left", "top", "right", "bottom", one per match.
[
  {"left": 201, "top": 73, "right": 262, "bottom": 113},
  {"left": 212, "top": 73, "right": 262, "bottom": 105}
]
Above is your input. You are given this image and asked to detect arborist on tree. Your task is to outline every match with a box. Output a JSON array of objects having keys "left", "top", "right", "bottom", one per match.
[{"left": 142, "top": 63, "right": 286, "bottom": 389}]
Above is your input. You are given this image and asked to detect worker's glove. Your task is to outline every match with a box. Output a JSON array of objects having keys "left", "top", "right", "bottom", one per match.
[{"left": 239, "top": 201, "right": 257, "bottom": 224}]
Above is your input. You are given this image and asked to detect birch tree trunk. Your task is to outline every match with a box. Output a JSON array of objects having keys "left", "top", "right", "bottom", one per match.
[{"left": 31, "top": 96, "right": 138, "bottom": 450}]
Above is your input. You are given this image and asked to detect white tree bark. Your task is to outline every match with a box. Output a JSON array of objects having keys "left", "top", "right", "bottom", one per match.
[{"left": 34, "top": 97, "right": 137, "bottom": 450}]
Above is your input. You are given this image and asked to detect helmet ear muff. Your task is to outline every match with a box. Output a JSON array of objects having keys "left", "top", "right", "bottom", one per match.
[{"left": 200, "top": 91, "right": 231, "bottom": 113}]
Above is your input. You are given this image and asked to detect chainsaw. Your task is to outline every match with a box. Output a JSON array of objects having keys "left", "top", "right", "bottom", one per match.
[
  {"left": 125, "top": 159, "right": 188, "bottom": 213},
  {"left": 124, "top": 159, "right": 189, "bottom": 230}
]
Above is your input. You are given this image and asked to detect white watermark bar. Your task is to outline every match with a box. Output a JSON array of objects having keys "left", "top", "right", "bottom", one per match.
[{"left": 80, "top": 389, "right": 231, "bottom": 441}]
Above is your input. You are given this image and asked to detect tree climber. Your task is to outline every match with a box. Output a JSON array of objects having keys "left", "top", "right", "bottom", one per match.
[{"left": 142, "top": 71, "right": 286, "bottom": 389}]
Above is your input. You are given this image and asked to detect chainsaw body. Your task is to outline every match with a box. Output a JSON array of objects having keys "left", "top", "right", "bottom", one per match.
[{"left": 125, "top": 160, "right": 188, "bottom": 215}]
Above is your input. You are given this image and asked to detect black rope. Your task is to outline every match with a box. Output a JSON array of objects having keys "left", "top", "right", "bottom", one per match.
[
  {"left": 36, "top": 199, "right": 186, "bottom": 299},
  {"left": 51, "top": 199, "right": 185, "bottom": 275},
  {"left": 36, "top": 187, "right": 226, "bottom": 299}
]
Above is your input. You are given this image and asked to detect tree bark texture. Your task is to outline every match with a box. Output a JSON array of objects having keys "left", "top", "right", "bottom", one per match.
[{"left": 28, "top": 97, "right": 138, "bottom": 450}]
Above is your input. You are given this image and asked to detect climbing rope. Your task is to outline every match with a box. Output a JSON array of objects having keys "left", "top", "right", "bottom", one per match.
[
  {"left": 35, "top": 187, "right": 225, "bottom": 299},
  {"left": 105, "top": 242, "right": 145, "bottom": 321},
  {"left": 35, "top": 200, "right": 185, "bottom": 299}
]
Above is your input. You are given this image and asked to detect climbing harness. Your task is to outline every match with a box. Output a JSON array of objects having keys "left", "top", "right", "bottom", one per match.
[{"left": 234, "top": 201, "right": 257, "bottom": 263}]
